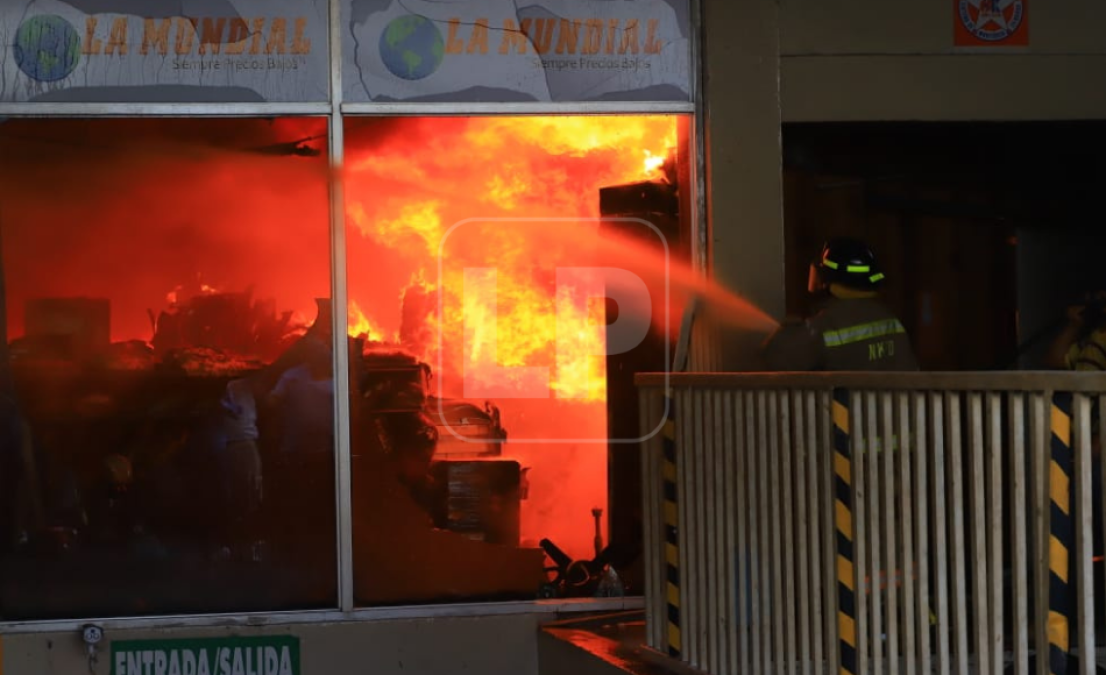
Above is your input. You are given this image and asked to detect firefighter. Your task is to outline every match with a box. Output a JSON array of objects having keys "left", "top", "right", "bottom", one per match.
[
  {"left": 1044, "top": 291, "right": 1105, "bottom": 629},
  {"left": 1044, "top": 291, "right": 1106, "bottom": 371},
  {"left": 762, "top": 237, "right": 918, "bottom": 371}
]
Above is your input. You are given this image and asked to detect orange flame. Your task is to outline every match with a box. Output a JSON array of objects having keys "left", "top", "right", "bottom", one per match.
[
  {"left": 166, "top": 280, "right": 222, "bottom": 305},
  {"left": 345, "top": 116, "right": 678, "bottom": 403},
  {"left": 349, "top": 301, "right": 393, "bottom": 342},
  {"left": 643, "top": 149, "right": 666, "bottom": 177}
]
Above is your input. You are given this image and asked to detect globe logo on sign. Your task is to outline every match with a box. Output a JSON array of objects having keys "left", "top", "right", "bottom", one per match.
[
  {"left": 13, "top": 15, "right": 81, "bottom": 82},
  {"left": 379, "top": 15, "right": 444, "bottom": 81}
]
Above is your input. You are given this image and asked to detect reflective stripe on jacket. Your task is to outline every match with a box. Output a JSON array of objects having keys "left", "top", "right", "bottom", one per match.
[{"left": 762, "top": 297, "right": 918, "bottom": 372}]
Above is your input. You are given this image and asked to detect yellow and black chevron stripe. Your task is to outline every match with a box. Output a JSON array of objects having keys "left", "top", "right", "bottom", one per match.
[
  {"left": 832, "top": 388, "right": 857, "bottom": 675},
  {"left": 662, "top": 391, "right": 681, "bottom": 658},
  {"left": 1047, "top": 393, "right": 1074, "bottom": 675}
]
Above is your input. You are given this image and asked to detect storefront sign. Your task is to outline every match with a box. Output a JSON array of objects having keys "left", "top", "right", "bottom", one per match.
[
  {"left": 0, "top": 1, "right": 329, "bottom": 103},
  {"left": 954, "top": 0, "right": 1028, "bottom": 47},
  {"left": 341, "top": 0, "right": 691, "bottom": 103},
  {"left": 110, "top": 636, "right": 300, "bottom": 675}
]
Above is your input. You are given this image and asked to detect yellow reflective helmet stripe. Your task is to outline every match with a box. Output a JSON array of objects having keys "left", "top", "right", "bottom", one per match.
[
  {"left": 823, "top": 258, "right": 876, "bottom": 276},
  {"left": 822, "top": 319, "right": 906, "bottom": 348}
]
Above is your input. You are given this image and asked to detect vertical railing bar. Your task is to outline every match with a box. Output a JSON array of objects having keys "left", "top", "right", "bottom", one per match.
[
  {"left": 748, "top": 390, "right": 763, "bottom": 675},
  {"left": 734, "top": 389, "right": 752, "bottom": 672},
  {"left": 1073, "top": 394, "right": 1094, "bottom": 675},
  {"left": 640, "top": 389, "right": 661, "bottom": 650},
  {"left": 661, "top": 388, "right": 677, "bottom": 656},
  {"left": 711, "top": 390, "right": 726, "bottom": 675},
  {"left": 638, "top": 390, "right": 652, "bottom": 647},
  {"left": 1099, "top": 396, "right": 1106, "bottom": 675},
  {"left": 930, "top": 392, "right": 951, "bottom": 675},
  {"left": 726, "top": 390, "right": 743, "bottom": 675},
  {"left": 743, "top": 389, "right": 760, "bottom": 672},
  {"left": 770, "top": 392, "right": 786, "bottom": 674},
  {"left": 678, "top": 388, "right": 697, "bottom": 668},
  {"left": 880, "top": 392, "right": 900, "bottom": 675},
  {"left": 833, "top": 386, "right": 859, "bottom": 675},
  {"left": 684, "top": 389, "right": 697, "bottom": 668},
  {"left": 782, "top": 391, "right": 798, "bottom": 675},
  {"left": 690, "top": 382, "right": 707, "bottom": 668},
  {"left": 913, "top": 392, "right": 931, "bottom": 675},
  {"left": 897, "top": 392, "right": 917, "bottom": 675},
  {"left": 968, "top": 393, "right": 991, "bottom": 675},
  {"left": 986, "top": 393, "right": 1005, "bottom": 675},
  {"left": 718, "top": 391, "right": 736, "bottom": 675},
  {"left": 795, "top": 391, "right": 813, "bottom": 675},
  {"left": 853, "top": 391, "right": 870, "bottom": 675},
  {"left": 945, "top": 392, "right": 969, "bottom": 675},
  {"left": 821, "top": 390, "right": 839, "bottom": 675},
  {"left": 758, "top": 390, "right": 772, "bottom": 675},
  {"left": 806, "top": 390, "right": 826, "bottom": 675},
  {"left": 699, "top": 389, "right": 717, "bottom": 674},
  {"left": 865, "top": 392, "right": 884, "bottom": 675},
  {"left": 1009, "top": 393, "right": 1029, "bottom": 675},
  {"left": 657, "top": 390, "right": 667, "bottom": 650},
  {"left": 693, "top": 388, "right": 710, "bottom": 669},
  {"left": 656, "top": 389, "right": 669, "bottom": 652},
  {"left": 1029, "top": 392, "right": 1048, "bottom": 675}
]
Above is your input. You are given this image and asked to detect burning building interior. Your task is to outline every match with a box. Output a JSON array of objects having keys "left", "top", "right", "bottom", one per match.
[{"left": 0, "top": 114, "right": 692, "bottom": 618}]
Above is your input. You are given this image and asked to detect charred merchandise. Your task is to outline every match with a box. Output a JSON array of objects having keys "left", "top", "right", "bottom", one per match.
[{"left": 1, "top": 293, "right": 541, "bottom": 615}]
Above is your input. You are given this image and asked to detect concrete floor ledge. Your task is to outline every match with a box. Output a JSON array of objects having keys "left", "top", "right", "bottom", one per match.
[{"left": 537, "top": 611, "right": 707, "bottom": 675}]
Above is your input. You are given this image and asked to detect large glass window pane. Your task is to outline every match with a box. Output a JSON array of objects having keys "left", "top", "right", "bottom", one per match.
[
  {"left": 0, "top": 118, "right": 336, "bottom": 619},
  {"left": 343, "top": 115, "right": 689, "bottom": 605}
]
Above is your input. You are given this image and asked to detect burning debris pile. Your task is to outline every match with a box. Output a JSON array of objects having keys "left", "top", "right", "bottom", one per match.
[
  {"left": 151, "top": 282, "right": 304, "bottom": 376},
  {"left": 9, "top": 283, "right": 305, "bottom": 378}
]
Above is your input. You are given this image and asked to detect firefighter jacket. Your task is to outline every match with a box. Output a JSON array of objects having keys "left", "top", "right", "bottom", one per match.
[{"left": 761, "top": 296, "right": 918, "bottom": 372}]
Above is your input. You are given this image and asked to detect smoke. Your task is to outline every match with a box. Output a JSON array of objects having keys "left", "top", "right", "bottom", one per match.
[{"left": 0, "top": 118, "right": 331, "bottom": 342}]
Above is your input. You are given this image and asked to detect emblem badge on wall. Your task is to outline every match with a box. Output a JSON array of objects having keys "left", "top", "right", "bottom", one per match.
[{"left": 954, "top": 0, "right": 1027, "bottom": 47}]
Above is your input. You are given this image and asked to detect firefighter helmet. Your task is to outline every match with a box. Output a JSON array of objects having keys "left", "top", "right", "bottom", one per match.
[{"left": 808, "top": 237, "right": 885, "bottom": 292}]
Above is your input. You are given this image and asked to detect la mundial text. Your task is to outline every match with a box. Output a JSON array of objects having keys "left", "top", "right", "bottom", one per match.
[
  {"left": 78, "top": 16, "right": 312, "bottom": 57},
  {"left": 74, "top": 15, "right": 666, "bottom": 58},
  {"left": 443, "top": 17, "right": 667, "bottom": 55}
]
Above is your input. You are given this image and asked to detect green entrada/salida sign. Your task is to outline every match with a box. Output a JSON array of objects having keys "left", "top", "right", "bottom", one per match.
[{"left": 111, "top": 636, "right": 299, "bottom": 675}]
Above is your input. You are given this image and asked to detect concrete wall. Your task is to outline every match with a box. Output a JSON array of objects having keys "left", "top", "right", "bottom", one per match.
[
  {"left": 778, "top": 0, "right": 1106, "bottom": 121},
  {"left": 780, "top": 0, "right": 1106, "bottom": 54},
  {"left": 0, "top": 615, "right": 543, "bottom": 675},
  {"left": 695, "top": 0, "right": 786, "bottom": 370}
]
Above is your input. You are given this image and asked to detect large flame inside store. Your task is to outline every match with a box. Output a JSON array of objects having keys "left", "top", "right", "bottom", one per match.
[
  {"left": 341, "top": 116, "right": 681, "bottom": 563},
  {"left": 0, "top": 114, "right": 746, "bottom": 608}
]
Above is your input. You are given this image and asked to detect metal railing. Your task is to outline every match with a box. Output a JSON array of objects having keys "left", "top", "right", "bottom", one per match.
[{"left": 638, "top": 372, "right": 1106, "bottom": 675}]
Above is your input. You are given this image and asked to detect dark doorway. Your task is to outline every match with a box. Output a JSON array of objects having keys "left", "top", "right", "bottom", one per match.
[{"left": 783, "top": 121, "right": 1106, "bottom": 371}]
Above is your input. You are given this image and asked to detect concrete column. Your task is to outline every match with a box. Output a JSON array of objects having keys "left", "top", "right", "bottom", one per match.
[{"left": 691, "top": 0, "right": 785, "bottom": 372}]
